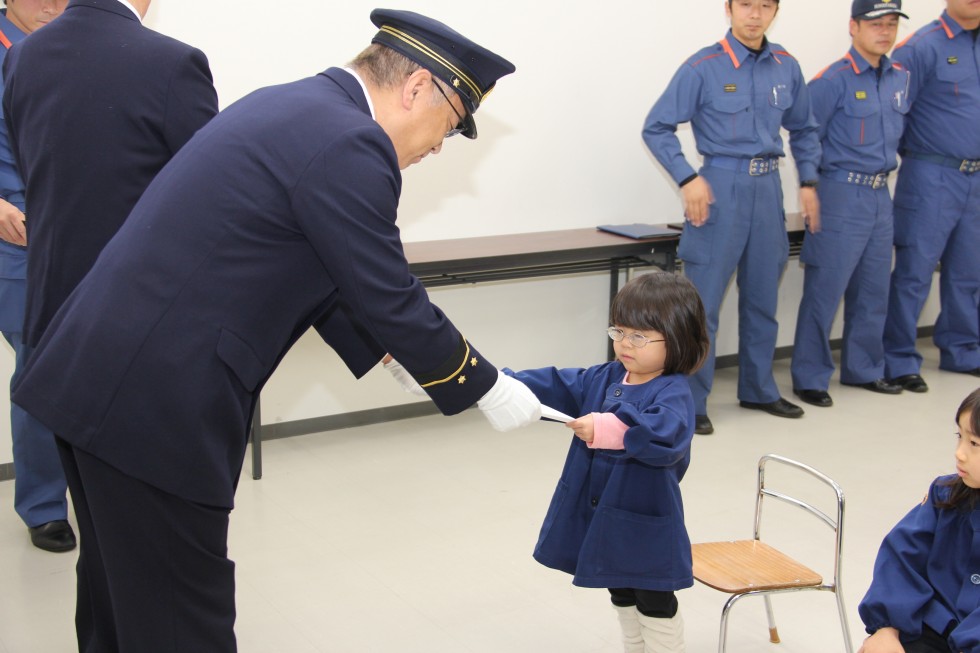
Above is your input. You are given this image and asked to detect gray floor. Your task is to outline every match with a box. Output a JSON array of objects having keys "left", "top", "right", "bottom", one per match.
[{"left": 1, "top": 339, "right": 977, "bottom": 653}]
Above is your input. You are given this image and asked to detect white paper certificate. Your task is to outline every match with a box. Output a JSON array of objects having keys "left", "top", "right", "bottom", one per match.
[{"left": 540, "top": 405, "right": 575, "bottom": 423}]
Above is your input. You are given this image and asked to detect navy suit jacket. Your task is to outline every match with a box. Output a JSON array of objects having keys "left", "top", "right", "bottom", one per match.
[
  {"left": 13, "top": 68, "right": 498, "bottom": 508},
  {"left": 2, "top": 0, "right": 218, "bottom": 346}
]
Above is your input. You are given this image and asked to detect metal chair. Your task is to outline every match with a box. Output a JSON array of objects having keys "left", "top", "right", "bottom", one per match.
[{"left": 691, "top": 454, "right": 853, "bottom": 653}]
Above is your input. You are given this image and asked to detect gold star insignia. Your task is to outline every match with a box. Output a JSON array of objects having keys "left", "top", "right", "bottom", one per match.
[
  {"left": 457, "top": 375, "right": 467, "bottom": 384},
  {"left": 452, "top": 77, "right": 460, "bottom": 88},
  {"left": 470, "top": 357, "right": 478, "bottom": 367}
]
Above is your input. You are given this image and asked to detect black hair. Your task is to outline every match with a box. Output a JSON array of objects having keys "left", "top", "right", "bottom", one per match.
[
  {"left": 936, "top": 388, "right": 980, "bottom": 511},
  {"left": 609, "top": 272, "right": 709, "bottom": 376}
]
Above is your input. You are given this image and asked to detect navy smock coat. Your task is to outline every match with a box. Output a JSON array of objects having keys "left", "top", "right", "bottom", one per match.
[{"left": 508, "top": 363, "right": 695, "bottom": 591}]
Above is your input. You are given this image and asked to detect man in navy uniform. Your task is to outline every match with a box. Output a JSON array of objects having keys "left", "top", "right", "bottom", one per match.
[
  {"left": 11, "top": 9, "right": 540, "bottom": 652},
  {"left": 882, "top": 0, "right": 980, "bottom": 392},
  {"left": 0, "top": 0, "right": 71, "bottom": 553},
  {"left": 790, "top": 0, "right": 910, "bottom": 408},
  {"left": 643, "top": 0, "right": 821, "bottom": 435}
]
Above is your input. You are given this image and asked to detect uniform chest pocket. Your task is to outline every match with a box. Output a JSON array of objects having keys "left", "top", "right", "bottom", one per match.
[
  {"left": 709, "top": 93, "right": 752, "bottom": 114},
  {"left": 842, "top": 98, "right": 879, "bottom": 145},
  {"left": 706, "top": 93, "right": 753, "bottom": 141},
  {"left": 767, "top": 83, "right": 794, "bottom": 110},
  {"left": 935, "top": 62, "right": 972, "bottom": 84}
]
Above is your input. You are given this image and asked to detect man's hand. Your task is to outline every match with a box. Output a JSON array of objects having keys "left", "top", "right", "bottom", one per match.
[
  {"left": 681, "top": 176, "right": 714, "bottom": 226},
  {"left": 857, "top": 627, "right": 904, "bottom": 653},
  {"left": 0, "top": 198, "right": 26, "bottom": 246},
  {"left": 800, "top": 186, "right": 821, "bottom": 234},
  {"left": 477, "top": 372, "right": 541, "bottom": 431}
]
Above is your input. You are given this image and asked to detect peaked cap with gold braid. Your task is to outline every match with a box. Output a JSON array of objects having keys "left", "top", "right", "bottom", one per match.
[{"left": 370, "top": 8, "right": 516, "bottom": 139}]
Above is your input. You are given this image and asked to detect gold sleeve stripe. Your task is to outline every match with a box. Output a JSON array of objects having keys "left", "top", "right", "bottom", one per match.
[
  {"left": 378, "top": 26, "right": 482, "bottom": 102},
  {"left": 420, "top": 340, "right": 472, "bottom": 388}
]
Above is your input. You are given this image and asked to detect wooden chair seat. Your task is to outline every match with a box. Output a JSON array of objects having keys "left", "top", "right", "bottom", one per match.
[{"left": 692, "top": 540, "right": 823, "bottom": 593}]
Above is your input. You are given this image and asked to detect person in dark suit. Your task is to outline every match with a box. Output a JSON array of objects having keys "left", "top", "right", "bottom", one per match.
[
  {"left": 11, "top": 8, "right": 540, "bottom": 652},
  {"left": 0, "top": 0, "right": 73, "bottom": 553},
  {"left": 1, "top": 0, "right": 218, "bottom": 349}
]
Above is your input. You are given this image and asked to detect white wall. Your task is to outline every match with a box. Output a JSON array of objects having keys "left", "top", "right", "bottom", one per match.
[{"left": 0, "top": 0, "right": 948, "bottom": 462}]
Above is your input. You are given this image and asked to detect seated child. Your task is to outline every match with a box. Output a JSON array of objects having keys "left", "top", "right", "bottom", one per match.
[{"left": 858, "top": 387, "right": 980, "bottom": 653}]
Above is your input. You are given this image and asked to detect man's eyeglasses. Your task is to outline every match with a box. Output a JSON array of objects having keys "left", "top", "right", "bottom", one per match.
[
  {"left": 606, "top": 327, "right": 665, "bottom": 348},
  {"left": 432, "top": 80, "right": 466, "bottom": 138}
]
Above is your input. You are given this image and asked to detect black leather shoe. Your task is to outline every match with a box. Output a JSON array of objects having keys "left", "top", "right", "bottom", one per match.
[
  {"left": 739, "top": 398, "right": 804, "bottom": 419},
  {"left": 793, "top": 388, "right": 833, "bottom": 407},
  {"left": 842, "top": 378, "right": 903, "bottom": 395},
  {"left": 888, "top": 374, "right": 928, "bottom": 393},
  {"left": 694, "top": 414, "right": 714, "bottom": 435},
  {"left": 29, "top": 520, "right": 77, "bottom": 553},
  {"left": 956, "top": 368, "right": 980, "bottom": 378}
]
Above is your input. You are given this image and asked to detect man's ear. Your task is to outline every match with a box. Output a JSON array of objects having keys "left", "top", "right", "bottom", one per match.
[{"left": 401, "top": 69, "right": 433, "bottom": 111}]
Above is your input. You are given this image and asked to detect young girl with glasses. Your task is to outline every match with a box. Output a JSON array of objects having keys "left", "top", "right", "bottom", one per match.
[
  {"left": 506, "top": 271, "right": 709, "bottom": 652},
  {"left": 858, "top": 387, "right": 980, "bottom": 653}
]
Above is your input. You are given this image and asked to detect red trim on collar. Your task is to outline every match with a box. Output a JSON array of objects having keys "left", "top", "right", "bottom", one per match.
[
  {"left": 844, "top": 52, "right": 861, "bottom": 75},
  {"left": 719, "top": 37, "right": 741, "bottom": 69},
  {"left": 939, "top": 16, "right": 955, "bottom": 39}
]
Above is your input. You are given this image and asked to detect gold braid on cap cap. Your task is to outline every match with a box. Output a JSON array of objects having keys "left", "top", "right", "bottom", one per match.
[{"left": 377, "top": 25, "right": 485, "bottom": 106}]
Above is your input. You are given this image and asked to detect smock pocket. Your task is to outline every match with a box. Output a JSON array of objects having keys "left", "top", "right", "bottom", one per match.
[
  {"left": 586, "top": 506, "right": 675, "bottom": 577},
  {"left": 216, "top": 328, "right": 266, "bottom": 392}
]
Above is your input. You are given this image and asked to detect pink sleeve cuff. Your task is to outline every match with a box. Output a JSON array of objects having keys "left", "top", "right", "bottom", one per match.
[{"left": 588, "top": 412, "right": 628, "bottom": 450}]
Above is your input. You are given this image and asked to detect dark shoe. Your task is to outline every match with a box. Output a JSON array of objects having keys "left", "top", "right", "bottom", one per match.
[
  {"left": 739, "top": 398, "right": 804, "bottom": 419},
  {"left": 29, "top": 520, "right": 76, "bottom": 553},
  {"left": 694, "top": 414, "right": 714, "bottom": 435},
  {"left": 842, "top": 378, "right": 903, "bottom": 395},
  {"left": 793, "top": 388, "right": 833, "bottom": 407},
  {"left": 888, "top": 374, "right": 928, "bottom": 393},
  {"left": 957, "top": 368, "right": 980, "bottom": 378}
]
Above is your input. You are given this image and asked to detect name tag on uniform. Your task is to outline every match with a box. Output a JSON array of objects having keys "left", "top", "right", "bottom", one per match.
[
  {"left": 724, "top": 84, "right": 737, "bottom": 93},
  {"left": 948, "top": 56, "right": 958, "bottom": 65},
  {"left": 855, "top": 91, "right": 867, "bottom": 100}
]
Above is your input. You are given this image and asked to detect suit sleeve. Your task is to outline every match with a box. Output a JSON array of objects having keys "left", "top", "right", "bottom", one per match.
[
  {"left": 312, "top": 299, "right": 386, "bottom": 378},
  {"left": 642, "top": 62, "right": 703, "bottom": 185},
  {"left": 289, "top": 125, "right": 496, "bottom": 415},
  {"left": 161, "top": 47, "right": 218, "bottom": 155},
  {"left": 857, "top": 483, "right": 941, "bottom": 639}
]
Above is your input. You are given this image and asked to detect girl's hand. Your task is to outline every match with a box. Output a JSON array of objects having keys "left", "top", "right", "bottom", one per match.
[
  {"left": 566, "top": 415, "right": 595, "bottom": 444},
  {"left": 857, "top": 628, "right": 904, "bottom": 653}
]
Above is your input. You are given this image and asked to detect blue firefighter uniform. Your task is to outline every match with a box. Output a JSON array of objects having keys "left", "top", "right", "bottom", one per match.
[
  {"left": 884, "top": 11, "right": 980, "bottom": 378},
  {"left": 859, "top": 476, "right": 980, "bottom": 652},
  {"left": 643, "top": 31, "right": 820, "bottom": 415},
  {"left": 791, "top": 49, "right": 910, "bottom": 391}
]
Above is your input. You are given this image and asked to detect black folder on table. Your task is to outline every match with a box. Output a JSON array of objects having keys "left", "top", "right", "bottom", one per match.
[{"left": 596, "top": 223, "right": 678, "bottom": 239}]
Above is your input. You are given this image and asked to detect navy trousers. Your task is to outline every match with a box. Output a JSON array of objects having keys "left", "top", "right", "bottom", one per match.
[{"left": 56, "top": 437, "right": 237, "bottom": 653}]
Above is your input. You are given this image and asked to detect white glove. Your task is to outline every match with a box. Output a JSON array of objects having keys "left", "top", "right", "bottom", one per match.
[
  {"left": 477, "top": 371, "right": 542, "bottom": 432},
  {"left": 384, "top": 358, "right": 427, "bottom": 397}
]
